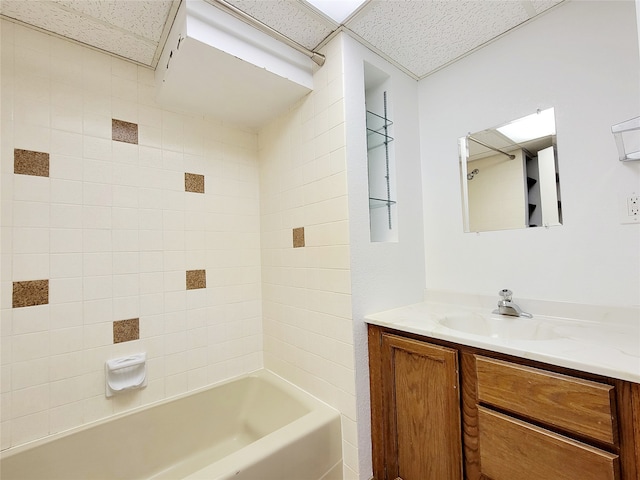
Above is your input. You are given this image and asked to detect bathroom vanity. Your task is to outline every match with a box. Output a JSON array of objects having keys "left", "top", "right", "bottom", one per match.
[{"left": 366, "top": 300, "right": 640, "bottom": 480}]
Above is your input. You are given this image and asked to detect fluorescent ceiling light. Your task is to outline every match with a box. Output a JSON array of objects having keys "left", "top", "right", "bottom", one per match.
[
  {"left": 305, "top": 0, "right": 367, "bottom": 23},
  {"left": 497, "top": 108, "right": 556, "bottom": 143}
]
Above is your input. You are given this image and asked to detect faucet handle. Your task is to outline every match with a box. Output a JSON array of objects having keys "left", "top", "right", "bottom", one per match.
[{"left": 498, "top": 289, "right": 513, "bottom": 301}]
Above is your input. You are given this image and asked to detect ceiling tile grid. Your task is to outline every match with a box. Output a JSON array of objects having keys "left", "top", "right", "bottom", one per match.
[
  {"left": 347, "top": 0, "right": 542, "bottom": 78},
  {"left": 53, "top": 0, "right": 174, "bottom": 42},
  {"left": 0, "top": 0, "right": 174, "bottom": 66},
  {"left": 225, "top": 0, "right": 334, "bottom": 50},
  {"left": 0, "top": 0, "right": 566, "bottom": 78}
]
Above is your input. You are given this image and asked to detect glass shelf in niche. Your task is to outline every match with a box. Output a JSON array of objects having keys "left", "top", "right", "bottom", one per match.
[
  {"left": 369, "top": 197, "right": 397, "bottom": 209},
  {"left": 366, "top": 110, "right": 394, "bottom": 150}
]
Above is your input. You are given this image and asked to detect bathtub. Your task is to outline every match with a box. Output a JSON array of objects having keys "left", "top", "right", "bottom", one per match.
[{"left": 0, "top": 370, "right": 343, "bottom": 480}]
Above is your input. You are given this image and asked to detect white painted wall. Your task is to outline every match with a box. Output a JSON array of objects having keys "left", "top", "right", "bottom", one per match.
[
  {"left": 342, "top": 35, "right": 426, "bottom": 479},
  {"left": 419, "top": 0, "right": 640, "bottom": 307}
]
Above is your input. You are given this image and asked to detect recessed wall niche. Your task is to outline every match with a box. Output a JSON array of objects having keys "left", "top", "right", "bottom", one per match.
[{"left": 365, "top": 63, "right": 398, "bottom": 243}]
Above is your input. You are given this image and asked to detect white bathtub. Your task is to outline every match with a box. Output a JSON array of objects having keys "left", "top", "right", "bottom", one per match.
[{"left": 0, "top": 370, "right": 343, "bottom": 480}]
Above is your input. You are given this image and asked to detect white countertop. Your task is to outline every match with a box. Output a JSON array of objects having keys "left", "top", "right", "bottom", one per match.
[{"left": 365, "top": 300, "right": 640, "bottom": 383}]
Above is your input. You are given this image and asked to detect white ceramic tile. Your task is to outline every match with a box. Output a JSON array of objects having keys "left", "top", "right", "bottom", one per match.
[
  {"left": 50, "top": 228, "right": 82, "bottom": 254},
  {"left": 112, "top": 185, "right": 138, "bottom": 207},
  {"left": 51, "top": 204, "right": 83, "bottom": 229},
  {"left": 50, "top": 130, "right": 83, "bottom": 157},
  {"left": 113, "top": 252, "right": 139, "bottom": 275},
  {"left": 112, "top": 296, "right": 139, "bottom": 322},
  {"left": 139, "top": 251, "right": 163, "bottom": 272},
  {"left": 83, "top": 182, "right": 112, "bottom": 206},
  {"left": 140, "top": 293, "right": 164, "bottom": 316},
  {"left": 82, "top": 229, "right": 112, "bottom": 253},
  {"left": 83, "top": 275, "right": 112, "bottom": 301},
  {"left": 138, "top": 208, "right": 163, "bottom": 230},
  {"left": 49, "top": 352, "right": 83, "bottom": 384},
  {"left": 83, "top": 253, "right": 112, "bottom": 276},
  {"left": 82, "top": 321, "right": 112, "bottom": 348},
  {"left": 50, "top": 326, "right": 83, "bottom": 356},
  {"left": 12, "top": 253, "right": 49, "bottom": 280},
  {"left": 49, "top": 302, "right": 83, "bottom": 329},
  {"left": 11, "top": 358, "right": 49, "bottom": 390},
  {"left": 83, "top": 136, "right": 112, "bottom": 162},
  {"left": 83, "top": 159, "right": 113, "bottom": 184},
  {"left": 164, "top": 290, "right": 186, "bottom": 312},
  {"left": 138, "top": 230, "right": 163, "bottom": 252},
  {"left": 12, "top": 227, "right": 49, "bottom": 254},
  {"left": 10, "top": 410, "right": 49, "bottom": 446},
  {"left": 82, "top": 205, "right": 111, "bottom": 229},
  {"left": 12, "top": 200, "right": 49, "bottom": 228},
  {"left": 112, "top": 98, "right": 137, "bottom": 123},
  {"left": 51, "top": 179, "right": 83, "bottom": 205},
  {"left": 12, "top": 331, "right": 50, "bottom": 363},
  {"left": 112, "top": 207, "right": 138, "bottom": 230},
  {"left": 51, "top": 105, "right": 83, "bottom": 134},
  {"left": 112, "top": 229, "right": 139, "bottom": 252},
  {"left": 11, "top": 304, "right": 49, "bottom": 335},
  {"left": 113, "top": 274, "right": 139, "bottom": 298},
  {"left": 83, "top": 113, "right": 112, "bottom": 139},
  {"left": 49, "top": 277, "right": 83, "bottom": 305},
  {"left": 49, "top": 401, "right": 84, "bottom": 434},
  {"left": 83, "top": 93, "right": 111, "bottom": 117},
  {"left": 163, "top": 229, "right": 184, "bottom": 251},
  {"left": 140, "top": 272, "right": 163, "bottom": 295},
  {"left": 14, "top": 98, "right": 50, "bottom": 128},
  {"left": 13, "top": 124, "right": 50, "bottom": 156},
  {"left": 49, "top": 154, "right": 83, "bottom": 181}
]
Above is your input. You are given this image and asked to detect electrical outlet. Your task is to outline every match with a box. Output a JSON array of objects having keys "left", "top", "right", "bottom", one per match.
[{"left": 621, "top": 193, "right": 640, "bottom": 224}]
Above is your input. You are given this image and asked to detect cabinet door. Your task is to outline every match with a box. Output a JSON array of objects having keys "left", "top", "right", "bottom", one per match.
[{"left": 380, "top": 334, "right": 462, "bottom": 480}]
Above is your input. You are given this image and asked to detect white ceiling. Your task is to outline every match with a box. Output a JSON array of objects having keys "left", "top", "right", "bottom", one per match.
[{"left": 1, "top": 0, "right": 563, "bottom": 79}]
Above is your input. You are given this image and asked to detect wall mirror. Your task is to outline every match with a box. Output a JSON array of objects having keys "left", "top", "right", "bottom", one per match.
[{"left": 459, "top": 108, "right": 562, "bottom": 232}]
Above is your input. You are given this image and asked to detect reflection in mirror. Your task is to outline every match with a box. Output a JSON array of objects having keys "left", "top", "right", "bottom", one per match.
[{"left": 459, "top": 108, "right": 562, "bottom": 232}]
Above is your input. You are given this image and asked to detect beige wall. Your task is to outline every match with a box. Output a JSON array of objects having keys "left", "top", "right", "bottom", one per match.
[
  {"left": 258, "top": 35, "right": 358, "bottom": 478},
  {"left": 1, "top": 20, "right": 263, "bottom": 450},
  {"left": 467, "top": 150, "right": 526, "bottom": 232}
]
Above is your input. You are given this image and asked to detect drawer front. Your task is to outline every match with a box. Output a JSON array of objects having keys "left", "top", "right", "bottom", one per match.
[
  {"left": 475, "top": 355, "right": 616, "bottom": 445},
  {"left": 478, "top": 407, "right": 620, "bottom": 480}
]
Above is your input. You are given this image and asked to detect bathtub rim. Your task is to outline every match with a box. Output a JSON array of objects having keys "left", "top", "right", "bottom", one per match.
[{"left": 0, "top": 368, "right": 338, "bottom": 460}]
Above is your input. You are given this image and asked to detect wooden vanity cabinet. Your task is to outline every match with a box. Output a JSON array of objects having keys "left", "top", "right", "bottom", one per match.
[
  {"left": 368, "top": 328, "right": 463, "bottom": 480},
  {"left": 368, "top": 325, "right": 640, "bottom": 480}
]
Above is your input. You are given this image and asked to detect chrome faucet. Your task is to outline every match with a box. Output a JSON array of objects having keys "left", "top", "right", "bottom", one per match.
[{"left": 492, "top": 289, "right": 533, "bottom": 318}]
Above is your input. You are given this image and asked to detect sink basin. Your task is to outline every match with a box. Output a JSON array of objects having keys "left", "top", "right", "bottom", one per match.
[{"left": 438, "top": 312, "right": 558, "bottom": 341}]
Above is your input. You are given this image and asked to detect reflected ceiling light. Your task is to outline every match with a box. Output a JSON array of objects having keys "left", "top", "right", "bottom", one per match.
[
  {"left": 497, "top": 108, "right": 556, "bottom": 143},
  {"left": 305, "top": 0, "right": 367, "bottom": 23}
]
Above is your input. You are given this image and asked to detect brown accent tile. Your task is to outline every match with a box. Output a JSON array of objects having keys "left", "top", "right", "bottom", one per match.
[
  {"left": 113, "top": 318, "right": 140, "bottom": 343},
  {"left": 293, "top": 227, "right": 305, "bottom": 248},
  {"left": 12, "top": 280, "right": 49, "bottom": 308},
  {"left": 185, "top": 173, "right": 205, "bottom": 193},
  {"left": 112, "top": 119, "right": 138, "bottom": 144},
  {"left": 14, "top": 149, "right": 50, "bottom": 177},
  {"left": 186, "top": 269, "right": 206, "bottom": 290}
]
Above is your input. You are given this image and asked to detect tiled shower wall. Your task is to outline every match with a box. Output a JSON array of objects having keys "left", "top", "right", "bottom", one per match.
[
  {"left": 1, "top": 21, "right": 263, "bottom": 449},
  {"left": 258, "top": 35, "right": 358, "bottom": 478}
]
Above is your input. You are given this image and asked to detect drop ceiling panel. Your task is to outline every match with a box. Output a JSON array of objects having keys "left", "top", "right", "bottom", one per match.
[
  {"left": 224, "top": 0, "right": 334, "bottom": 50},
  {"left": 347, "top": 0, "right": 559, "bottom": 78},
  {"left": 0, "top": 0, "right": 175, "bottom": 66}
]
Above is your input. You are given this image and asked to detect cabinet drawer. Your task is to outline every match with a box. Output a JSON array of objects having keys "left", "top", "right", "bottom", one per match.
[
  {"left": 478, "top": 407, "right": 620, "bottom": 480},
  {"left": 475, "top": 355, "right": 616, "bottom": 445}
]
